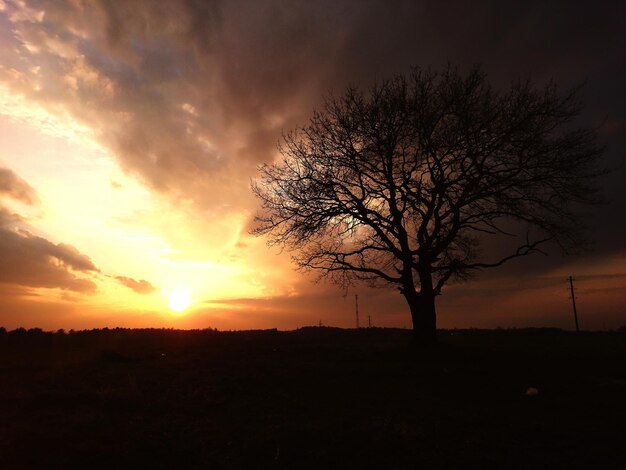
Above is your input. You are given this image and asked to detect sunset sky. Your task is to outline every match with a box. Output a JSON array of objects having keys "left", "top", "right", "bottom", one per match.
[{"left": 0, "top": 0, "right": 624, "bottom": 331}]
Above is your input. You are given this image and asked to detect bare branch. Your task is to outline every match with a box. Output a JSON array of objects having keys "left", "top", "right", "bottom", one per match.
[{"left": 251, "top": 64, "right": 605, "bottom": 329}]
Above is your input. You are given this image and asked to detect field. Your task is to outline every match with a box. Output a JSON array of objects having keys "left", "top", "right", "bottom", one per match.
[{"left": 1, "top": 327, "right": 625, "bottom": 469}]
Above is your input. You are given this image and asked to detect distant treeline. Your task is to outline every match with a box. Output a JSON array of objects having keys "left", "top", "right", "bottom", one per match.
[{"left": 2, "top": 325, "right": 626, "bottom": 337}]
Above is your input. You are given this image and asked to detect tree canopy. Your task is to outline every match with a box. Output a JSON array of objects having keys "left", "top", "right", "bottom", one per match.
[{"left": 252, "top": 66, "right": 604, "bottom": 339}]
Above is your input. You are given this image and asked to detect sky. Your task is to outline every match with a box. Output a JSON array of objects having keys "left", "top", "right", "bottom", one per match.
[{"left": 0, "top": 0, "right": 624, "bottom": 331}]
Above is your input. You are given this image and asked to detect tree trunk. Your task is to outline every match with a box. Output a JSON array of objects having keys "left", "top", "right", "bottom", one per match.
[{"left": 406, "top": 291, "right": 437, "bottom": 342}]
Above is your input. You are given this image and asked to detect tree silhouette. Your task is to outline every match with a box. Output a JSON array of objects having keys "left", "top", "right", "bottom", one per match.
[{"left": 252, "top": 66, "right": 604, "bottom": 340}]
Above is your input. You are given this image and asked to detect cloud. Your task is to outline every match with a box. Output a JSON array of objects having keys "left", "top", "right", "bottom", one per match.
[
  {"left": 0, "top": 0, "right": 622, "bottom": 229},
  {"left": 0, "top": 206, "right": 98, "bottom": 293},
  {"left": 115, "top": 276, "right": 156, "bottom": 294},
  {"left": 0, "top": 167, "right": 39, "bottom": 204}
]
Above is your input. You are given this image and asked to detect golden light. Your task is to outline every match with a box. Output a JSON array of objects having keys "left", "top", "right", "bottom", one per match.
[{"left": 168, "top": 288, "right": 192, "bottom": 312}]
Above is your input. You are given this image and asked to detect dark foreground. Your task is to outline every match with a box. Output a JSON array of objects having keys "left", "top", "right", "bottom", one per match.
[{"left": 0, "top": 327, "right": 625, "bottom": 469}]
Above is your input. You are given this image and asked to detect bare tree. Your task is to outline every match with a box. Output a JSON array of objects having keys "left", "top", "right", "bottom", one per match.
[{"left": 252, "top": 66, "right": 604, "bottom": 340}]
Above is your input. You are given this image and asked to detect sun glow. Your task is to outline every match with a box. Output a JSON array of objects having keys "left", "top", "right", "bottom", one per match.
[{"left": 168, "top": 288, "right": 192, "bottom": 312}]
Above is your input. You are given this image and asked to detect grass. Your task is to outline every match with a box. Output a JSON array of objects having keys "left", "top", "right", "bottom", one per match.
[{"left": 0, "top": 327, "right": 625, "bottom": 469}]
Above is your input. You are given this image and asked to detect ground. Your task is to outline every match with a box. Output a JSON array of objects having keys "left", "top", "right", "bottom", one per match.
[{"left": 0, "top": 327, "right": 625, "bottom": 469}]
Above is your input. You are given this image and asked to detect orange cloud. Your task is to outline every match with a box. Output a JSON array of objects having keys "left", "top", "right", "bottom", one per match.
[
  {"left": 0, "top": 168, "right": 98, "bottom": 293},
  {"left": 115, "top": 276, "right": 157, "bottom": 294},
  {"left": 0, "top": 167, "right": 39, "bottom": 204},
  {"left": 0, "top": 213, "right": 98, "bottom": 292}
]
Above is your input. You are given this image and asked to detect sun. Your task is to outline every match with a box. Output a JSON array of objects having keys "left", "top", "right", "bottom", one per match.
[{"left": 168, "top": 288, "right": 191, "bottom": 312}]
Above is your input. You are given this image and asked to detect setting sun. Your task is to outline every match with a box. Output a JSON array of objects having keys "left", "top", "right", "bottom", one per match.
[{"left": 168, "top": 288, "right": 192, "bottom": 312}]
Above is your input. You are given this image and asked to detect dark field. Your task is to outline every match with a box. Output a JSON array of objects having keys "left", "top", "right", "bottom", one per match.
[{"left": 1, "top": 327, "right": 625, "bottom": 469}]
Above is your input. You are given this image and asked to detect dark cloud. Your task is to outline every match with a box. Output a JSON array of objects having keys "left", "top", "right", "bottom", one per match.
[
  {"left": 2, "top": 0, "right": 622, "bottom": 227},
  {"left": 0, "top": 167, "right": 39, "bottom": 204},
  {"left": 115, "top": 276, "right": 157, "bottom": 294},
  {"left": 0, "top": 206, "right": 98, "bottom": 293}
]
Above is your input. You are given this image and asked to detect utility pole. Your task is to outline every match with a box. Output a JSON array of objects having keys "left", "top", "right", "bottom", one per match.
[
  {"left": 355, "top": 294, "right": 360, "bottom": 328},
  {"left": 368, "top": 315, "right": 371, "bottom": 328},
  {"left": 568, "top": 276, "right": 580, "bottom": 332}
]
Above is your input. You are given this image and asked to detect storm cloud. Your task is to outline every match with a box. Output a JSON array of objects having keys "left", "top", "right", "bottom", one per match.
[{"left": 2, "top": 1, "right": 621, "bottom": 223}]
